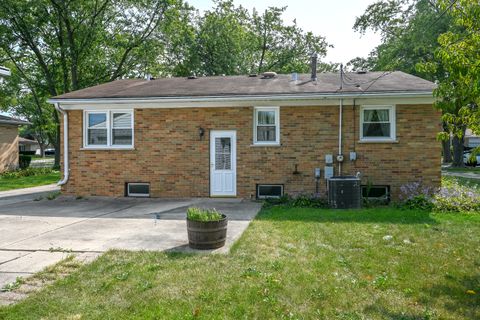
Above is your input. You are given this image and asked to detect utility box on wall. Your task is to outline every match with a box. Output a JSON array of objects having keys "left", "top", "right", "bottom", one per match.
[{"left": 324, "top": 166, "right": 334, "bottom": 179}]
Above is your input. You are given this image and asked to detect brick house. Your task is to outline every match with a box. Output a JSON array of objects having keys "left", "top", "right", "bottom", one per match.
[
  {"left": 49, "top": 70, "right": 441, "bottom": 201},
  {"left": 0, "top": 115, "right": 30, "bottom": 172}
]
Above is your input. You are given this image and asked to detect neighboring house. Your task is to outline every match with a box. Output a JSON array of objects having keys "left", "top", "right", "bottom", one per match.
[
  {"left": 48, "top": 67, "right": 440, "bottom": 201},
  {"left": 464, "top": 129, "right": 480, "bottom": 149},
  {"left": 0, "top": 66, "right": 10, "bottom": 81},
  {"left": 0, "top": 115, "right": 31, "bottom": 172},
  {"left": 18, "top": 137, "right": 41, "bottom": 155}
]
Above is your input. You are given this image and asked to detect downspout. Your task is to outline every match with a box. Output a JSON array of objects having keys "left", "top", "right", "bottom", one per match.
[
  {"left": 338, "top": 64, "right": 344, "bottom": 176},
  {"left": 54, "top": 103, "right": 69, "bottom": 186},
  {"left": 338, "top": 98, "right": 343, "bottom": 176}
]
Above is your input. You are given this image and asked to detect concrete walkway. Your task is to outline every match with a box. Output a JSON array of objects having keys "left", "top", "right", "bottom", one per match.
[
  {"left": 0, "top": 195, "right": 261, "bottom": 292},
  {"left": 0, "top": 184, "right": 60, "bottom": 206}
]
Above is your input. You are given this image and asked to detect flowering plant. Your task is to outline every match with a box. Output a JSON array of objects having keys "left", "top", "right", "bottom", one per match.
[{"left": 398, "top": 178, "right": 480, "bottom": 213}]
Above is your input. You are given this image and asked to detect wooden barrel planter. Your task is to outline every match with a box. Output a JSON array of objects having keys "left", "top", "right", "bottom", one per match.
[{"left": 187, "top": 214, "right": 228, "bottom": 250}]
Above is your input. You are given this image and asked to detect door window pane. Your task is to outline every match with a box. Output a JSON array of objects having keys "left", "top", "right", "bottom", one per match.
[{"left": 215, "top": 137, "right": 231, "bottom": 170}]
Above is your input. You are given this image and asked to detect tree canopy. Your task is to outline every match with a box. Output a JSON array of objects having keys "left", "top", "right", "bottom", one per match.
[
  {"left": 352, "top": 0, "right": 480, "bottom": 166},
  {"left": 0, "top": 0, "right": 331, "bottom": 166}
]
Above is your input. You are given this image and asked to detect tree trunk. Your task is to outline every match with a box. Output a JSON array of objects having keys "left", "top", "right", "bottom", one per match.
[
  {"left": 442, "top": 139, "right": 452, "bottom": 163},
  {"left": 451, "top": 134, "right": 465, "bottom": 167},
  {"left": 53, "top": 122, "right": 61, "bottom": 169},
  {"left": 39, "top": 143, "right": 45, "bottom": 158}
]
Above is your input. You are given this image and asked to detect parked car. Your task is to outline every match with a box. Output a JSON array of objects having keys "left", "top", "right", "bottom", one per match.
[
  {"left": 463, "top": 150, "right": 480, "bottom": 166},
  {"left": 44, "top": 148, "right": 55, "bottom": 156}
]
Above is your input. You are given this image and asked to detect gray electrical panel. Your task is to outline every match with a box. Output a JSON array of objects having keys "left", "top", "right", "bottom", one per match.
[
  {"left": 324, "top": 166, "right": 334, "bottom": 179},
  {"left": 325, "top": 154, "right": 333, "bottom": 164}
]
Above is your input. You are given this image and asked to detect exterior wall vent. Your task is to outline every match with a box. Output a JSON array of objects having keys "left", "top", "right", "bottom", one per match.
[
  {"left": 257, "top": 184, "right": 284, "bottom": 199},
  {"left": 261, "top": 72, "right": 277, "bottom": 79},
  {"left": 126, "top": 182, "right": 150, "bottom": 197}
]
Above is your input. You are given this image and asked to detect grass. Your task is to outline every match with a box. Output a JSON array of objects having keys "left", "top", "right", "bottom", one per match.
[
  {"left": 445, "top": 167, "right": 480, "bottom": 174},
  {"left": 0, "top": 208, "right": 479, "bottom": 319},
  {"left": 0, "top": 169, "right": 60, "bottom": 191}
]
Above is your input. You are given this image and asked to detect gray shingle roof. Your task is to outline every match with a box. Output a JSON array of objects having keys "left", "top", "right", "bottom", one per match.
[
  {"left": 0, "top": 114, "right": 31, "bottom": 125},
  {"left": 52, "top": 71, "right": 435, "bottom": 100}
]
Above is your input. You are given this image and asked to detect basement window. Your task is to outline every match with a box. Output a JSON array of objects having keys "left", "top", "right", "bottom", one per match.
[
  {"left": 361, "top": 185, "right": 390, "bottom": 202},
  {"left": 257, "top": 184, "right": 284, "bottom": 199},
  {"left": 127, "top": 183, "right": 150, "bottom": 197}
]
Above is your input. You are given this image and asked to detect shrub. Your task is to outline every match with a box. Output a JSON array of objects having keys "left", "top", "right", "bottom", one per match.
[
  {"left": 263, "top": 193, "right": 328, "bottom": 209},
  {"left": 1, "top": 167, "right": 58, "bottom": 179},
  {"left": 398, "top": 179, "right": 480, "bottom": 213},
  {"left": 18, "top": 155, "right": 32, "bottom": 169},
  {"left": 401, "top": 195, "right": 434, "bottom": 211},
  {"left": 186, "top": 207, "right": 223, "bottom": 222},
  {"left": 19, "top": 151, "right": 36, "bottom": 156},
  {"left": 433, "top": 178, "right": 480, "bottom": 212}
]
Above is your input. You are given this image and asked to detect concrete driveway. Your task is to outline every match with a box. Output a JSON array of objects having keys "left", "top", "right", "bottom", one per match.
[{"left": 0, "top": 195, "right": 261, "bottom": 290}]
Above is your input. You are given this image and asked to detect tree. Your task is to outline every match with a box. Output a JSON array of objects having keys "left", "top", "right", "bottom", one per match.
[
  {"left": 427, "top": 0, "right": 480, "bottom": 166},
  {"left": 184, "top": 0, "right": 331, "bottom": 76},
  {"left": 353, "top": 0, "right": 454, "bottom": 163},
  {"left": 0, "top": 0, "right": 332, "bottom": 169},
  {"left": 0, "top": 0, "right": 190, "bottom": 166}
]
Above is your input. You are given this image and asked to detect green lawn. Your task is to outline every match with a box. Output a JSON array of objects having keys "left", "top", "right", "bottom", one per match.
[
  {"left": 0, "top": 170, "right": 60, "bottom": 191},
  {"left": 445, "top": 167, "right": 480, "bottom": 174},
  {"left": 1, "top": 208, "right": 479, "bottom": 319}
]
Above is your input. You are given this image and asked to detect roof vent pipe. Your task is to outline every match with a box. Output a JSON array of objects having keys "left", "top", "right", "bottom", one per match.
[{"left": 310, "top": 53, "right": 318, "bottom": 82}]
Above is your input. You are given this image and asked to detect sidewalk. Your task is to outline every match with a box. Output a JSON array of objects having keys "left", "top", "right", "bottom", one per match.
[{"left": 0, "top": 184, "right": 60, "bottom": 205}]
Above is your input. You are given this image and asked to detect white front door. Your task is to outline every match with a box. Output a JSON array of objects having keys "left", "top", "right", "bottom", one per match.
[{"left": 210, "top": 130, "right": 236, "bottom": 196}]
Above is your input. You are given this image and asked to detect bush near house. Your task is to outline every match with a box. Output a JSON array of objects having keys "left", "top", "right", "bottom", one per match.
[
  {"left": 0, "top": 168, "right": 59, "bottom": 191},
  {"left": 398, "top": 177, "right": 480, "bottom": 213},
  {"left": 18, "top": 155, "right": 31, "bottom": 169}
]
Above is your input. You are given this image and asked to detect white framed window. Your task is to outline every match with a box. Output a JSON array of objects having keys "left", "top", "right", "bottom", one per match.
[
  {"left": 360, "top": 105, "right": 396, "bottom": 141},
  {"left": 253, "top": 107, "right": 280, "bottom": 145},
  {"left": 84, "top": 110, "right": 134, "bottom": 149},
  {"left": 127, "top": 183, "right": 150, "bottom": 197}
]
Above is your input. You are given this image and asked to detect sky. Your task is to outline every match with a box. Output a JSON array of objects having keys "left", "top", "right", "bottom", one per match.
[{"left": 189, "top": 0, "right": 382, "bottom": 64}]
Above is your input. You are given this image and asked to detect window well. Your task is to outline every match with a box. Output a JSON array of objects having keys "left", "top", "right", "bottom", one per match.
[
  {"left": 257, "top": 184, "right": 283, "bottom": 199},
  {"left": 361, "top": 185, "right": 390, "bottom": 202},
  {"left": 127, "top": 183, "right": 150, "bottom": 197}
]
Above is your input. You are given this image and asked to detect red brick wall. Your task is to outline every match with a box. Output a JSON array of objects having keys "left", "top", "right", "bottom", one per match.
[{"left": 60, "top": 104, "right": 441, "bottom": 200}]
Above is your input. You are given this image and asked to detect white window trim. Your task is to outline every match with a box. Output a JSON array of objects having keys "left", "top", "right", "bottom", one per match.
[
  {"left": 83, "top": 110, "right": 134, "bottom": 149},
  {"left": 127, "top": 182, "right": 150, "bottom": 197},
  {"left": 359, "top": 105, "right": 396, "bottom": 142},
  {"left": 253, "top": 106, "right": 280, "bottom": 145}
]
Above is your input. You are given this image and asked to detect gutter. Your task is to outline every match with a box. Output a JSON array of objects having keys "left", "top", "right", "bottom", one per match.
[
  {"left": 54, "top": 103, "right": 69, "bottom": 186},
  {"left": 47, "top": 91, "right": 434, "bottom": 105}
]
